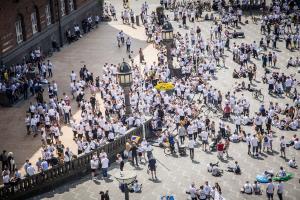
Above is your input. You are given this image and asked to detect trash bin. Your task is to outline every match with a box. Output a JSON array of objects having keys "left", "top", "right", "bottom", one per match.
[{"left": 178, "top": 145, "right": 186, "bottom": 156}]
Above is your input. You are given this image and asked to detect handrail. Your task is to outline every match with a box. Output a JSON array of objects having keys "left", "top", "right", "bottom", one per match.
[{"left": 0, "top": 118, "right": 152, "bottom": 200}]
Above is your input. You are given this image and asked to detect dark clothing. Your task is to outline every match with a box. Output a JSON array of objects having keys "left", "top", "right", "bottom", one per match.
[{"left": 148, "top": 158, "right": 156, "bottom": 171}]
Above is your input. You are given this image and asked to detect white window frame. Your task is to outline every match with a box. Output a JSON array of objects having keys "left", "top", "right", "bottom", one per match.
[
  {"left": 31, "top": 12, "right": 38, "bottom": 34},
  {"left": 15, "top": 20, "right": 23, "bottom": 44},
  {"left": 60, "top": 0, "right": 66, "bottom": 16},
  {"left": 69, "top": 0, "right": 74, "bottom": 12},
  {"left": 45, "top": 4, "right": 51, "bottom": 25}
]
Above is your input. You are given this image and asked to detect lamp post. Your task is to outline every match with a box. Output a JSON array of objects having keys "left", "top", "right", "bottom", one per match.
[
  {"left": 56, "top": 0, "right": 63, "bottom": 47},
  {"left": 114, "top": 171, "right": 137, "bottom": 200},
  {"left": 161, "top": 21, "right": 174, "bottom": 75},
  {"left": 117, "top": 61, "right": 133, "bottom": 116}
]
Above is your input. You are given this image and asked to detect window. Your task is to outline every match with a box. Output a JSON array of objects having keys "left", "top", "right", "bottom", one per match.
[
  {"left": 15, "top": 20, "right": 23, "bottom": 44},
  {"left": 45, "top": 4, "right": 51, "bottom": 25},
  {"left": 69, "top": 0, "right": 74, "bottom": 12},
  {"left": 31, "top": 12, "right": 38, "bottom": 34},
  {"left": 60, "top": 0, "right": 65, "bottom": 16}
]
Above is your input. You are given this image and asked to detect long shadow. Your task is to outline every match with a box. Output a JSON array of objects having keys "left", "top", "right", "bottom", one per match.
[
  {"left": 192, "top": 160, "right": 200, "bottom": 164},
  {"left": 2, "top": 19, "right": 153, "bottom": 179}
]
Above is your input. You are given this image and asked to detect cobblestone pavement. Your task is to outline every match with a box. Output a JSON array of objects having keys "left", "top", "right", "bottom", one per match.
[{"left": 1, "top": 0, "right": 300, "bottom": 199}]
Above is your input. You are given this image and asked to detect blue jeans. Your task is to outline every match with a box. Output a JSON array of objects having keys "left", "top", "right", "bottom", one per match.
[{"left": 102, "top": 168, "right": 108, "bottom": 177}]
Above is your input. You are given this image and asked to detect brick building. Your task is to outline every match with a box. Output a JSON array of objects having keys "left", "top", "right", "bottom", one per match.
[{"left": 0, "top": 0, "right": 102, "bottom": 65}]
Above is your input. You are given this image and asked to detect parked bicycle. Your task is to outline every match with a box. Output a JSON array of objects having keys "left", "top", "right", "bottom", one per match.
[
  {"left": 252, "top": 89, "right": 264, "bottom": 102},
  {"left": 203, "top": 104, "right": 223, "bottom": 118}
]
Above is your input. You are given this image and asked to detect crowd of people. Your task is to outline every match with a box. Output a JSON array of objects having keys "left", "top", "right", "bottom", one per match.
[{"left": 1, "top": 0, "right": 300, "bottom": 199}]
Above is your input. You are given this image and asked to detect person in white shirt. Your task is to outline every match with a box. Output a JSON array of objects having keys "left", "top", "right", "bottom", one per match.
[
  {"left": 277, "top": 180, "right": 284, "bottom": 200},
  {"left": 201, "top": 181, "right": 210, "bottom": 197},
  {"left": 288, "top": 158, "right": 297, "bottom": 168},
  {"left": 266, "top": 180, "right": 275, "bottom": 199},
  {"left": 188, "top": 183, "right": 197, "bottom": 200},
  {"left": 90, "top": 155, "right": 99, "bottom": 180},
  {"left": 251, "top": 135, "right": 258, "bottom": 156},
  {"left": 26, "top": 163, "right": 36, "bottom": 176},
  {"left": 101, "top": 156, "right": 109, "bottom": 178},
  {"left": 234, "top": 115, "right": 241, "bottom": 134},
  {"left": 188, "top": 138, "right": 195, "bottom": 160},
  {"left": 132, "top": 180, "right": 142, "bottom": 193},
  {"left": 70, "top": 71, "right": 77, "bottom": 82},
  {"left": 201, "top": 130, "right": 208, "bottom": 151},
  {"left": 242, "top": 181, "right": 253, "bottom": 194},
  {"left": 279, "top": 136, "right": 286, "bottom": 158},
  {"left": 246, "top": 133, "right": 251, "bottom": 155}
]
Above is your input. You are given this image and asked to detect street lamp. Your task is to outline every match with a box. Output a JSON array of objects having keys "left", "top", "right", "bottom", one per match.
[
  {"left": 117, "top": 61, "right": 133, "bottom": 116},
  {"left": 161, "top": 21, "right": 174, "bottom": 74},
  {"left": 114, "top": 171, "right": 137, "bottom": 200}
]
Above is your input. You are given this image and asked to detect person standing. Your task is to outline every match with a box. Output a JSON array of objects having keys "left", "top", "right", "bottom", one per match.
[
  {"left": 148, "top": 156, "right": 157, "bottom": 180},
  {"left": 251, "top": 134, "right": 258, "bottom": 157},
  {"left": 139, "top": 48, "right": 144, "bottom": 64},
  {"left": 47, "top": 60, "right": 53, "bottom": 78},
  {"left": 188, "top": 138, "right": 195, "bottom": 159},
  {"left": 266, "top": 180, "right": 275, "bottom": 200},
  {"left": 280, "top": 136, "right": 286, "bottom": 158},
  {"left": 90, "top": 155, "right": 99, "bottom": 180},
  {"left": 188, "top": 183, "right": 197, "bottom": 200},
  {"left": 126, "top": 37, "right": 131, "bottom": 53},
  {"left": 116, "top": 154, "right": 124, "bottom": 171},
  {"left": 201, "top": 130, "right": 208, "bottom": 151},
  {"left": 0, "top": 150, "right": 8, "bottom": 171},
  {"left": 178, "top": 124, "right": 186, "bottom": 144},
  {"left": 277, "top": 180, "right": 284, "bottom": 200},
  {"left": 131, "top": 143, "right": 139, "bottom": 167},
  {"left": 246, "top": 133, "right": 251, "bottom": 155},
  {"left": 101, "top": 155, "right": 109, "bottom": 179}
]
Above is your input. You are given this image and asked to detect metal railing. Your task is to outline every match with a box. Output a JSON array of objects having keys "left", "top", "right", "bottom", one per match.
[{"left": 0, "top": 119, "right": 152, "bottom": 200}]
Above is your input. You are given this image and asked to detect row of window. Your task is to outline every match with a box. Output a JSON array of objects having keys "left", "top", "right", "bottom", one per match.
[{"left": 15, "top": 0, "right": 75, "bottom": 44}]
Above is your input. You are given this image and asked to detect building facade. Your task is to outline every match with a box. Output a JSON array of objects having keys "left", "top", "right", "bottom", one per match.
[{"left": 0, "top": 0, "right": 102, "bottom": 65}]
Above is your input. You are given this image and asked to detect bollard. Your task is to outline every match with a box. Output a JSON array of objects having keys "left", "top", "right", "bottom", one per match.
[{"left": 136, "top": 15, "right": 140, "bottom": 26}]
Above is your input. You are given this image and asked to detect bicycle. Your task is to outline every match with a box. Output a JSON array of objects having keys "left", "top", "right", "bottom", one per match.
[
  {"left": 203, "top": 104, "right": 223, "bottom": 118},
  {"left": 252, "top": 89, "right": 264, "bottom": 102}
]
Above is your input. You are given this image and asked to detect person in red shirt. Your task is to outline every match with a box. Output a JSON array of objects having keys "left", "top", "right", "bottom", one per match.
[
  {"left": 223, "top": 104, "right": 231, "bottom": 120},
  {"left": 217, "top": 141, "right": 224, "bottom": 159}
]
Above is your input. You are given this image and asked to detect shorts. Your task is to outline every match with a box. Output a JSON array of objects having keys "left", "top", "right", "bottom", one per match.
[
  {"left": 91, "top": 169, "right": 96, "bottom": 173},
  {"left": 202, "top": 140, "right": 208, "bottom": 144}
]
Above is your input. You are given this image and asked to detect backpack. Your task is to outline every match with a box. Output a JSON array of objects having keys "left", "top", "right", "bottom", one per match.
[{"left": 264, "top": 136, "right": 268, "bottom": 143}]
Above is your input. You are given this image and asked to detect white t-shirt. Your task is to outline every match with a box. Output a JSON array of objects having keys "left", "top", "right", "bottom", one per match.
[
  {"left": 188, "top": 140, "right": 195, "bottom": 149},
  {"left": 189, "top": 186, "right": 197, "bottom": 198},
  {"left": 101, "top": 158, "right": 109, "bottom": 168},
  {"left": 266, "top": 183, "right": 274, "bottom": 194},
  {"left": 90, "top": 159, "right": 99, "bottom": 169},
  {"left": 201, "top": 131, "right": 208, "bottom": 141}
]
